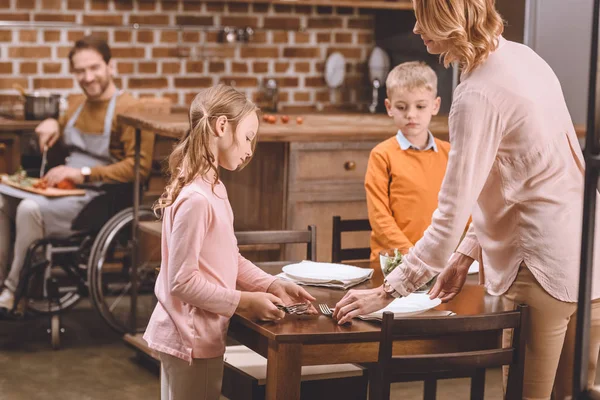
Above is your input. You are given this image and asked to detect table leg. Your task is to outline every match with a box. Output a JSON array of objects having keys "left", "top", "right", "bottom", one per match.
[{"left": 265, "top": 341, "right": 302, "bottom": 400}]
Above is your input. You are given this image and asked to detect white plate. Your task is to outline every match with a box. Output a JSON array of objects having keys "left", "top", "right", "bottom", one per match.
[
  {"left": 325, "top": 52, "right": 346, "bottom": 88},
  {"left": 468, "top": 260, "right": 480, "bottom": 275},
  {"left": 358, "top": 293, "right": 442, "bottom": 320},
  {"left": 282, "top": 261, "right": 371, "bottom": 284}
]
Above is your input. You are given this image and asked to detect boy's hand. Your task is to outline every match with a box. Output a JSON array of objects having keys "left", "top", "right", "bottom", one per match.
[
  {"left": 237, "top": 292, "right": 285, "bottom": 321},
  {"left": 267, "top": 279, "right": 318, "bottom": 315}
]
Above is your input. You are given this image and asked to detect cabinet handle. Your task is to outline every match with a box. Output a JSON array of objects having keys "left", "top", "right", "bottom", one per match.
[{"left": 344, "top": 161, "right": 356, "bottom": 171}]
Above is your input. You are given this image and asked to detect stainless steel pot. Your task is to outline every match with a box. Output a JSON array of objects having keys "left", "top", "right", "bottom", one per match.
[{"left": 23, "top": 92, "right": 61, "bottom": 121}]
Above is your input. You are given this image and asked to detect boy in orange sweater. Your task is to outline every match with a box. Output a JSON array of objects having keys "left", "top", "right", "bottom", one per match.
[{"left": 365, "top": 61, "right": 450, "bottom": 261}]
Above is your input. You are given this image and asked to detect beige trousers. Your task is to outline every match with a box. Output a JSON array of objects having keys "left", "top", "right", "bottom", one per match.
[
  {"left": 159, "top": 352, "right": 224, "bottom": 400},
  {"left": 502, "top": 266, "right": 600, "bottom": 400}
]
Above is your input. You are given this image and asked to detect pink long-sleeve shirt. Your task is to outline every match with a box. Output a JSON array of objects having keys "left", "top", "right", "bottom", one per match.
[
  {"left": 386, "top": 36, "right": 600, "bottom": 302},
  {"left": 143, "top": 178, "right": 276, "bottom": 362}
]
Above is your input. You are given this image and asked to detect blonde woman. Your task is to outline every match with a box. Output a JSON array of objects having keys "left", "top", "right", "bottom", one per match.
[{"left": 333, "top": 0, "right": 600, "bottom": 397}]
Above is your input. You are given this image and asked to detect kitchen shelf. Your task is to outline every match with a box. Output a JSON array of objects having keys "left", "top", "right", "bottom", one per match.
[{"left": 228, "top": 0, "right": 413, "bottom": 10}]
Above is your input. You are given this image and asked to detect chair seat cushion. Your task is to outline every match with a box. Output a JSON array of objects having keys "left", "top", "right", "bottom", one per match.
[{"left": 224, "top": 345, "right": 364, "bottom": 385}]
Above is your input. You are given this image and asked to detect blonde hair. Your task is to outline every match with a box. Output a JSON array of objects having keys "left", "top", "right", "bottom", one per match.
[
  {"left": 153, "top": 84, "right": 258, "bottom": 218},
  {"left": 386, "top": 61, "right": 438, "bottom": 97},
  {"left": 413, "top": 0, "right": 504, "bottom": 74}
]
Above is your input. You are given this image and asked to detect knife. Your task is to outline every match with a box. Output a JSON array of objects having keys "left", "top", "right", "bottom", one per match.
[{"left": 39, "top": 145, "right": 47, "bottom": 178}]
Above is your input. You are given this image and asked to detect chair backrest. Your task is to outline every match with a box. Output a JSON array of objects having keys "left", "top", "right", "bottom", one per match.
[
  {"left": 331, "top": 215, "right": 372, "bottom": 263},
  {"left": 372, "top": 304, "right": 528, "bottom": 400},
  {"left": 235, "top": 225, "right": 317, "bottom": 269}
]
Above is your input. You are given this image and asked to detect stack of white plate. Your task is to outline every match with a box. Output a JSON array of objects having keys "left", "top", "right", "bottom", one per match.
[
  {"left": 278, "top": 261, "right": 373, "bottom": 290},
  {"left": 357, "top": 294, "right": 442, "bottom": 321}
]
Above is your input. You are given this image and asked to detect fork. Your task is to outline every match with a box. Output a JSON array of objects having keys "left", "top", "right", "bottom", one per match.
[
  {"left": 277, "top": 303, "right": 310, "bottom": 315},
  {"left": 318, "top": 304, "right": 333, "bottom": 316}
]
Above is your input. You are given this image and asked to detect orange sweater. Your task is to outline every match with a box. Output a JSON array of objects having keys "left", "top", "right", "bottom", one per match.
[{"left": 365, "top": 136, "right": 451, "bottom": 261}]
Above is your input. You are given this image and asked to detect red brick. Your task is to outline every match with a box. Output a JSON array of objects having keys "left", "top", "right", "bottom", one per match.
[
  {"left": 57, "top": 46, "right": 71, "bottom": 57},
  {"left": 205, "top": 31, "right": 218, "bottom": 43},
  {"left": 253, "top": 62, "right": 269, "bottom": 73},
  {"left": 43, "top": 62, "right": 62, "bottom": 73},
  {"left": 176, "top": 16, "right": 213, "bottom": 26},
  {"left": 295, "top": 5, "right": 312, "bottom": 15},
  {"left": 294, "top": 92, "right": 311, "bottom": 102},
  {"left": 336, "top": 6, "right": 355, "bottom": 15},
  {"left": 205, "top": 1, "right": 224, "bottom": 12},
  {"left": 305, "top": 77, "right": 325, "bottom": 87},
  {"left": 308, "top": 17, "right": 342, "bottom": 29},
  {"left": 9, "top": 47, "right": 52, "bottom": 58},
  {"left": 67, "top": 30, "right": 85, "bottom": 42},
  {"left": 42, "top": 0, "right": 63, "bottom": 9},
  {"left": 184, "top": 92, "right": 197, "bottom": 104},
  {"left": 208, "top": 61, "right": 225, "bottom": 73},
  {"left": 264, "top": 17, "right": 300, "bottom": 30},
  {"left": 66, "top": 0, "right": 84, "bottom": 9},
  {"left": 251, "top": 31, "right": 267, "bottom": 44},
  {"left": 112, "top": 47, "right": 146, "bottom": 58},
  {"left": 89, "top": 30, "right": 109, "bottom": 41},
  {"left": 137, "top": 31, "right": 154, "bottom": 43},
  {"left": 0, "top": 13, "right": 29, "bottom": 21},
  {"left": 228, "top": 3, "right": 248, "bottom": 13},
  {"left": 138, "top": 62, "right": 157, "bottom": 74},
  {"left": 117, "top": 62, "right": 134, "bottom": 74},
  {"left": 35, "top": 14, "right": 76, "bottom": 22},
  {"left": 278, "top": 77, "right": 299, "bottom": 88},
  {"left": 33, "top": 78, "right": 73, "bottom": 89},
  {"left": 0, "top": 30, "right": 11, "bottom": 42},
  {"left": 200, "top": 46, "right": 235, "bottom": 58},
  {"left": 317, "top": 6, "right": 333, "bottom": 14},
  {"left": 19, "top": 62, "right": 37, "bottom": 74},
  {"left": 114, "top": 30, "right": 132, "bottom": 42},
  {"left": 161, "top": 0, "right": 178, "bottom": 11},
  {"left": 221, "top": 17, "right": 258, "bottom": 27},
  {"left": 335, "top": 33, "right": 353, "bottom": 44},
  {"left": 0, "top": 0, "right": 9, "bottom": 7},
  {"left": 163, "top": 62, "right": 182, "bottom": 74},
  {"left": 160, "top": 31, "right": 178, "bottom": 43},
  {"left": 315, "top": 90, "right": 329, "bottom": 102},
  {"left": 82, "top": 15, "right": 122, "bottom": 25},
  {"left": 240, "top": 47, "right": 278, "bottom": 58},
  {"left": 283, "top": 47, "right": 320, "bottom": 58},
  {"left": 0, "top": 62, "right": 12, "bottom": 74},
  {"left": 182, "top": 31, "right": 200, "bottom": 43},
  {"left": 295, "top": 32, "right": 310, "bottom": 44},
  {"left": 252, "top": 3, "right": 269, "bottom": 13},
  {"left": 348, "top": 17, "right": 374, "bottom": 29},
  {"left": 174, "top": 77, "right": 213, "bottom": 88},
  {"left": 273, "top": 4, "right": 292, "bottom": 13},
  {"left": 0, "top": 78, "right": 28, "bottom": 90},
  {"left": 327, "top": 47, "right": 362, "bottom": 59},
  {"left": 138, "top": 0, "right": 156, "bottom": 11},
  {"left": 219, "top": 77, "right": 258, "bottom": 88},
  {"left": 357, "top": 33, "right": 373, "bottom": 44},
  {"left": 44, "top": 30, "right": 61, "bottom": 42},
  {"left": 16, "top": 0, "right": 35, "bottom": 8},
  {"left": 129, "top": 78, "right": 167, "bottom": 89},
  {"left": 182, "top": 0, "right": 201, "bottom": 11},
  {"left": 113, "top": 78, "right": 123, "bottom": 88},
  {"left": 231, "top": 62, "right": 248, "bottom": 73},
  {"left": 91, "top": 0, "right": 109, "bottom": 10},
  {"left": 162, "top": 92, "right": 179, "bottom": 104},
  {"left": 114, "top": 0, "right": 133, "bottom": 10},
  {"left": 130, "top": 15, "right": 169, "bottom": 25},
  {"left": 139, "top": 93, "right": 157, "bottom": 99},
  {"left": 317, "top": 33, "right": 331, "bottom": 43},
  {"left": 274, "top": 62, "right": 289, "bottom": 73},
  {"left": 272, "top": 31, "right": 288, "bottom": 44},
  {"left": 295, "top": 62, "right": 310, "bottom": 73},
  {"left": 153, "top": 47, "right": 190, "bottom": 58}
]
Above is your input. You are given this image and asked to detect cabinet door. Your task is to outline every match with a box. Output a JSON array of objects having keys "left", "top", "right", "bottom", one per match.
[
  {"left": 0, "top": 134, "right": 20, "bottom": 174},
  {"left": 286, "top": 192, "right": 370, "bottom": 262}
]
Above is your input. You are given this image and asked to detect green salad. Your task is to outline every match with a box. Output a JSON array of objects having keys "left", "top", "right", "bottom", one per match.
[{"left": 383, "top": 249, "right": 403, "bottom": 275}]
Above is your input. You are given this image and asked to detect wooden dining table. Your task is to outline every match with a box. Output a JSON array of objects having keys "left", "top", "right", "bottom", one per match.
[{"left": 230, "top": 261, "right": 505, "bottom": 400}]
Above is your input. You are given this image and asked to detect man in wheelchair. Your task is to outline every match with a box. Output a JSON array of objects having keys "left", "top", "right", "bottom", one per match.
[{"left": 0, "top": 35, "right": 155, "bottom": 311}]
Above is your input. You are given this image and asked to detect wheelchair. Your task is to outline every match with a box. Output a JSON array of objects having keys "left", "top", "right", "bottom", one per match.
[{"left": 2, "top": 183, "right": 161, "bottom": 349}]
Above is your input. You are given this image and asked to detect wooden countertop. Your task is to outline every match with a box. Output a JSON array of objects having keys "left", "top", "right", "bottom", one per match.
[
  {"left": 0, "top": 117, "right": 39, "bottom": 132},
  {"left": 118, "top": 112, "right": 587, "bottom": 142}
]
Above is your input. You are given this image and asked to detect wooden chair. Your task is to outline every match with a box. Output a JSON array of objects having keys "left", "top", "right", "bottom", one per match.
[
  {"left": 222, "top": 226, "right": 368, "bottom": 400},
  {"left": 369, "top": 304, "right": 529, "bottom": 400},
  {"left": 331, "top": 215, "right": 372, "bottom": 263}
]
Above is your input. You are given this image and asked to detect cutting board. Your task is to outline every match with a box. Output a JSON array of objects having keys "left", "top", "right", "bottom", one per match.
[{"left": 0, "top": 175, "right": 86, "bottom": 197}]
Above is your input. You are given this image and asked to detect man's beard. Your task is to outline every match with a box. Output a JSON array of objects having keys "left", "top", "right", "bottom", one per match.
[{"left": 81, "top": 73, "right": 111, "bottom": 99}]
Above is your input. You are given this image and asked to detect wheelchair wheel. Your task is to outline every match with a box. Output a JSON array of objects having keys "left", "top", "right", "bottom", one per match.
[
  {"left": 88, "top": 206, "right": 160, "bottom": 334},
  {"left": 50, "top": 314, "right": 60, "bottom": 350}
]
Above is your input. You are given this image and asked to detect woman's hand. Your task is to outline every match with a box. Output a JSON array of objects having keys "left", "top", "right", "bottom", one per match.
[
  {"left": 237, "top": 292, "right": 286, "bottom": 321},
  {"left": 428, "top": 252, "right": 474, "bottom": 302},
  {"left": 333, "top": 286, "right": 395, "bottom": 325},
  {"left": 267, "top": 279, "right": 318, "bottom": 315}
]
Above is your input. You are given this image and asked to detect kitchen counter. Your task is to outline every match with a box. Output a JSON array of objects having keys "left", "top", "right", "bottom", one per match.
[{"left": 118, "top": 112, "right": 587, "bottom": 142}]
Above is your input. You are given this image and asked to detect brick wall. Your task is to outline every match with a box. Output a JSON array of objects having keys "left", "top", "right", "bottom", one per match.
[{"left": 0, "top": 0, "right": 376, "bottom": 113}]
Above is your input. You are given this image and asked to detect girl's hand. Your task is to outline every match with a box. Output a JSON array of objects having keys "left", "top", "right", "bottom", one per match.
[
  {"left": 237, "top": 292, "right": 285, "bottom": 321},
  {"left": 428, "top": 252, "right": 473, "bottom": 302},
  {"left": 267, "top": 279, "right": 318, "bottom": 315}
]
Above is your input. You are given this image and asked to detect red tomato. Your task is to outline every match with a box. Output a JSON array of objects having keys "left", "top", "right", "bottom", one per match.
[
  {"left": 296, "top": 116, "right": 304, "bottom": 124},
  {"left": 281, "top": 115, "right": 290, "bottom": 123}
]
